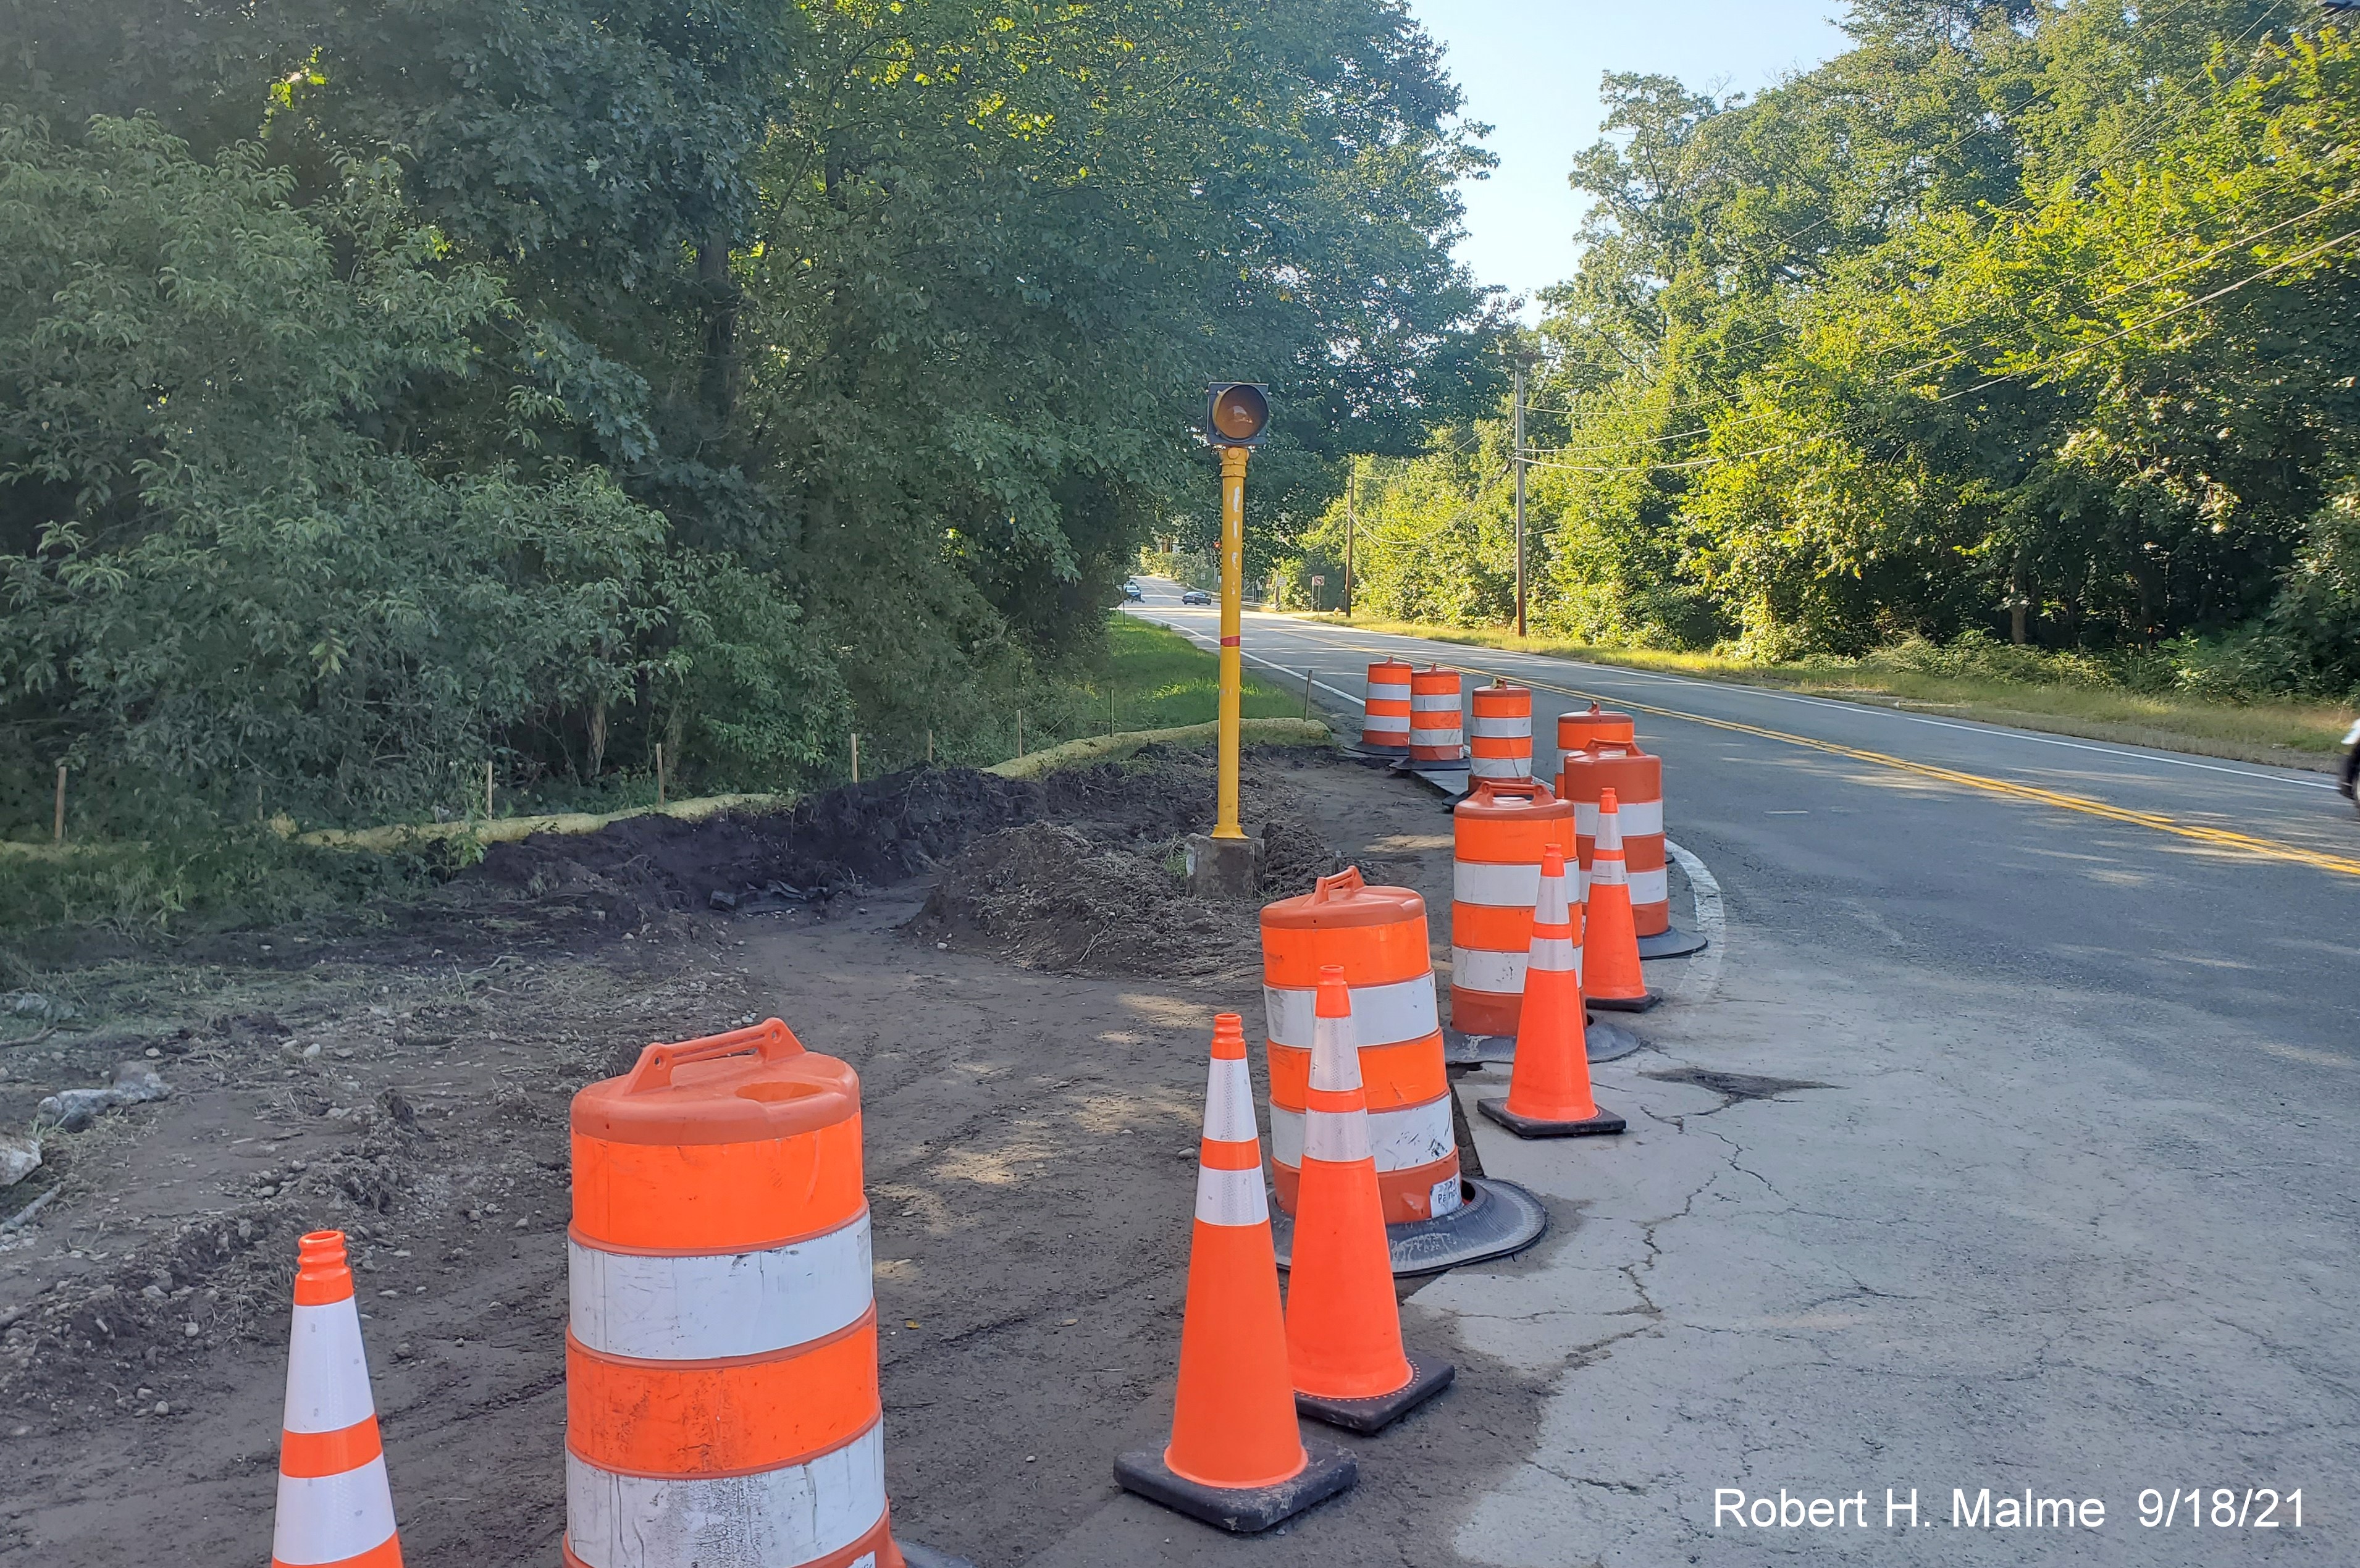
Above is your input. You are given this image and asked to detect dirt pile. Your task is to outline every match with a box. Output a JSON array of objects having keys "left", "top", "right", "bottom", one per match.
[
  {"left": 458, "top": 744, "right": 1338, "bottom": 940},
  {"left": 908, "top": 750, "right": 1343, "bottom": 978}
]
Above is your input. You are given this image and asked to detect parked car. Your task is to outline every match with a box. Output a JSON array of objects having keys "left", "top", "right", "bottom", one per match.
[{"left": 1180, "top": 588, "right": 1212, "bottom": 606}]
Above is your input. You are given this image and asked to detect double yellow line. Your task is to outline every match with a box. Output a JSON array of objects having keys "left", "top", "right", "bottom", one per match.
[{"left": 1277, "top": 622, "right": 2360, "bottom": 882}]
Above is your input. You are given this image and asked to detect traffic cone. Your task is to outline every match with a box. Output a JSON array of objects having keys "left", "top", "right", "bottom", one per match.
[
  {"left": 272, "top": 1230, "right": 403, "bottom": 1568},
  {"left": 1285, "top": 968, "right": 1454, "bottom": 1433},
  {"left": 1480, "top": 845, "right": 1626, "bottom": 1138},
  {"left": 1581, "top": 787, "right": 1660, "bottom": 1012},
  {"left": 1115, "top": 1015, "right": 1356, "bottom": 1532}
]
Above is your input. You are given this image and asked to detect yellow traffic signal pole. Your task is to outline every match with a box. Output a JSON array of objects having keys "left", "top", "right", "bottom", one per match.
[{"left": 1214, "top": 444, "right": 1249, "bottom": 840}]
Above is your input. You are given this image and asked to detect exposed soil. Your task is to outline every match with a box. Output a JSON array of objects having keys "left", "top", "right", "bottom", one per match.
[{"left": 0, "top": 743, "right": 1539, "bottom": 1567}]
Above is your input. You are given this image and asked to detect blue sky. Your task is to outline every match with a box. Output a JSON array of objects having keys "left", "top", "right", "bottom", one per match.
[{"left": 1406, "top": 0, "right": 1853, "bottom": 314}]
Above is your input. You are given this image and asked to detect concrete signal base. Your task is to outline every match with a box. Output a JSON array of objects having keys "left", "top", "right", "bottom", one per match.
[
  {"left": 1184, "top": 831, "right": 1264, "bottom": 900},
  {"left": 1114, "top": 1440, "right": 1358, "bottom": 1533}
]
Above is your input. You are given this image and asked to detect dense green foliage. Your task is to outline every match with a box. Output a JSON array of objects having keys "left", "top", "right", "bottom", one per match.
[
  {"left": 1308, "top": 1, "right": 2360, "bottom": 698},
  {"left": 0, "top": 0, "right": 1497, "bottom": 837}
]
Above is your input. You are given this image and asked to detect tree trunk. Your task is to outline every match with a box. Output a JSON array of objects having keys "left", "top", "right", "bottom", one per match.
[
  {"left": 696, "top": 230, "right": 740, "bottom": 422},
  {"left": 587, "top": 700, "right": 608, "bottom": 782}
]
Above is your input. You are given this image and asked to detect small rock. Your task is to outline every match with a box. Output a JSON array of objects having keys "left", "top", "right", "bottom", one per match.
[
  {"left": 107, "top": 1061, "right": 170, "bottom": 1105},
  {"left": 153, "top": 1401, "right": 169, "bottom": 1416},
  {"left": 236, "top": 1220, "right": 254, "bottom": 1240},
  {"left": 936, "top": 942, "right": 949, "bottom": 951},
  {"left": 393, "top": 1343, "right": 412, "bottom": 1359},
  {"left": 708, "top": 890, "right": 739, "bottom": 912},
  {"left": 301, "top": 1044, "right": 322, "bottom": 1060},
  {"left": 182, "top": 1322, "right": 200, "bottom": 1338},
  {"left": 35, "top": 1089, "right": 112, "bottom": 1133},
  {"left": 141, "top": 1285, "right": 167, "bottom": 1302},
  {"left": 512, "top": 1218, "right": 528, "bottom": 1230},
  {"left": 143, "top": 1047, "right": 161, "bottom": 1059},
  {"left": 0, "top": 1133, "right": 41, "bottom": 1188}
]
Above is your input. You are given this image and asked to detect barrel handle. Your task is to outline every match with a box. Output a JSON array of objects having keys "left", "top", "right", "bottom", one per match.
[
  {"left": 1466, "top": 777, "right": 1546, "bottom": 809},
  {"left": 622, "top": 1017, "right": 805, "bottom": 1094},
  {"left": 1308, "top": 866, "right": 1367, "bottom": 902}
]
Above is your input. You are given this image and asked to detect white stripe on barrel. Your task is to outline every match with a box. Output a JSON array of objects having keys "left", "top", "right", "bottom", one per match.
[
  {"left": 568, "top": 1215, "right": 873, "bottom": 1362},
  {"left": 1469, "top": 716, "right": 1529, "bottom": 738},
  {"left": 1270, "top": 1095, "right": 1453, "bottom": 1173},
  {"left": 1263, "top": 976, "right": 1437, "bottom": 1050},
  {"left": 565, "top": 1423, "right": 888, "bottom": 1568},
  {"left": 1574, "top": 799, "right": 1663, "bottom": 837},
  {"left": 1453, "top": 860, "right": 1541, "bottom": 907}
]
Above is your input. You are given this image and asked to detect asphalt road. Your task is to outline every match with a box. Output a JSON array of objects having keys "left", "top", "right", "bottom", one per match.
[{"left": 1115, "top": 582, "right": 2359, "bottom": 1566}]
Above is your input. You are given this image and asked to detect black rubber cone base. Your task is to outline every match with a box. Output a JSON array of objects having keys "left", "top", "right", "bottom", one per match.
[
  {"left": 900, "top": 1543, "right": 978, "bottom": 1568},
  {"left": 1636, "top": 926, "right": 1709, "bottom": 959},
  {"left": 1295, "top": 1353, "right": 1455, "bottom": 1435},
  {"left": 1443, "top": 1020, "right": 1643, "bottom": 1066},
  {"left": 1585, "top": 989, "right": 1661, "bottom": 1013},
  {"left": 1270, "top": 1176, "right": 1548, "bottom": 1277},
  {"left": 1113, "top": 1438, "right": 1358, "bottom": 1533},
  {"left": 1476, "top": 1097, "right": 1627, "bottom": 1139}
]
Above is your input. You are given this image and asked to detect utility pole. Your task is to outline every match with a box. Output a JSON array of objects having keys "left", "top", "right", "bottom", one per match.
[
  {"left": 1512, "top": 356, "right": 1529, "bottom": 640},
  {"left": 1343, "top": 462, "right": 1356, "bottom": 620}
]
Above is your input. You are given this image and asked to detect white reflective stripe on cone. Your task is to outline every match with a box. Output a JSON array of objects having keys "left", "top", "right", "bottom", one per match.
[
  {"left": 1467, "top": 757, "right": 1531, "bottom": 778},
  {"left": 1592, "top": 858, "right": 1628, "bottom": 887},
  {"left": 1195, "top": 1162, "right": 1270, "bottom": 1226},
  {"left": 1264, "top": 976, "right": 1438, "bottom": 1050},
  {"left": 1410, "top": 693, "right": 1461, "bottom": 711},
  {"left": 1629, "top": 868, "right": 1669, "bottom": 905},
  {"left": 1270, "top": 1095, "right": 1453, "bottom": 1172},
  {"left": 272, "top": 1457, "right": 398, "bottom": 1566},
  {"left": 1303, "top": 1107, "right": 1372, "bottom": 1163},
  {"left": 1529, "top": 935, "right": 1578, "bottom": 972},
  {"left": 283, "top": 1301, "right": 377, "bottom": 1435},
  {"left": 1454, "top": 860, "right": 1540, "bottom": 907},
  {"left": 1451, "top": 946, "right": 1525, "bottom": 993},
  {"left": 1468, "top": 716, "right": 1530, "bottom": 737},
  {"left": 1201, "top": 1054, "right": 1256, "bottom": 1143},
  {"left": 1573, "top": 799, "right": 1663, "bottom": 837},
  {"left": 566, "top": 1423, "right": 888, "bottom": 1568},
  {"left": 569, "top": 1214, "right": 873, "bottom": 1361}
]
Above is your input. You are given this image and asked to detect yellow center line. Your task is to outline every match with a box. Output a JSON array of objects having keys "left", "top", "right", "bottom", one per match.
[{"left": 1239, "top": 616, "right": 2360, "bottom": 884}]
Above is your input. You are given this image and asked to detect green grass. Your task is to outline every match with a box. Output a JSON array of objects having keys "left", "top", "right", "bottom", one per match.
[
  {"left": 1098, "top": 613, "right": 1303, "bottom": 731},
  {"left": 1299, "top": 614, "right": 2356, "bottom": 770}
]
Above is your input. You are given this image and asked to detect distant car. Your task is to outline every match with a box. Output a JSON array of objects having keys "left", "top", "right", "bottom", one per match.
[
  {"left": 1180, "top": 588, "right": 1212, "bottom": 606},
  {"left": 1121, "top": 581, "right": 1144, "bottom": 602}
]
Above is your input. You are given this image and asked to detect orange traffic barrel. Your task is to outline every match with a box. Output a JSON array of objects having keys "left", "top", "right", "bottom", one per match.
[
  {"left": 1450, "top": 778, "right": 1576, "bottom": 1039},
  {"left": 1261, "top": 871, "right": 1454, "bottom": 1228},
  {"left": 566, "top": 1020, "right": 928, "bottom": 1568},
  {"left": 1556, "top": 703, "right": 1634, "bottom": 781},
  {"left": 1261, "top": 870, "right": 1549, "bottom": 1276},
  {"left": 1360, "top": 660, "right": 1413, "bottom": 753},
  {"left": 1559, "top": 743, "right": 1668, "bottom": 931},
  {"left": 1407, "top": 666, "right": 1464, "bottom": 768},
  {"left": 1468, "top": 680, "right": 1534, "bottom": 780}
]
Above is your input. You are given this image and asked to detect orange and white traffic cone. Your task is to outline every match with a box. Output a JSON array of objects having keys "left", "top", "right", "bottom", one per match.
[
  {"left": 271, "top": 1230, "right": 403, "bottom": 1568},
  {"left": 1480, "top": 845, "right": 1626, "bottom": 1138},
  {"left": 1116, "top": 1015, "right": 1356, "bottom": 1532},
  {"left": 1581, "top": 787, "right": 1660, "bottom": 1013},
  {"left": 1285, "top": 968, "right": 1455, "bottom": 1433}
]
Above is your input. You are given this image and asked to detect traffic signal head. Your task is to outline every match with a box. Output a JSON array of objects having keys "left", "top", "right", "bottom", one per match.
[{"left": 1206, "top": 382, "right": 1270, "bottom": 447}]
